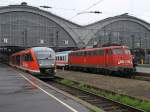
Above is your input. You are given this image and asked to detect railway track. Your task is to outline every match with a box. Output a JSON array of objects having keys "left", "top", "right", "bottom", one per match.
[
  {"left": 134, "top": 72, "right": 150, "bottom": 82},
  {"left": 45, "top": 78, "right": 146, "bottom": 112},
  {"left": 58, "top": 68, "right": 150, "bottom": 82}
]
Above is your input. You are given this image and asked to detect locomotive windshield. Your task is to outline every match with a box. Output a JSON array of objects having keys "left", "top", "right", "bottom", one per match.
[
  {"left": 113, "top": 48, "right": 124, "bottom": 54},
  {"left": 124, "top": 49, "right": 131, "bottom": 54},
  {"left": 113, "top": 48, "right": 131, "bottom": 55},
  {"left": 35, "top": 51, "right": 55, "bottom": 59}
]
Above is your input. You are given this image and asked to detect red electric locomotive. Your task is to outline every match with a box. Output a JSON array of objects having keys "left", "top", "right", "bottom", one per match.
[
  {"left": 68, "top": 46, "right": 134, "bottom": 76},
  {"left": 10, "top": 47, "right": 56, "bottom": 78}
]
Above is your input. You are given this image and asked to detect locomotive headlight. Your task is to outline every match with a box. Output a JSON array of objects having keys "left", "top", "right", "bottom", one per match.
[
  {"left": 118, "top": 60, "right": 132, "bottom": 64},
  {"left": 118, "top": 60, "right": 125, "bottom": 64},
  {"left": 128, "top": 60, "right": 132, "bottom": 64},
  {"left": 127, "top": 60, "right": 131, "bottom": 64}
]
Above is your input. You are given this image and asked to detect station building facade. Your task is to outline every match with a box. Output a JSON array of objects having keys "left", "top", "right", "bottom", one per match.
[{"left": 0, "top": 3, "right": 150, "bottom": 63}]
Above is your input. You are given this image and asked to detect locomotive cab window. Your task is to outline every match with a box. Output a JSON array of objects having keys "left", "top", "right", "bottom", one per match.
[
  {"left": 124, "top": 49, "right": 131, "bottom": 54},
  {"left": 113, "top": 48, "right": 124, "bottom": 54}
]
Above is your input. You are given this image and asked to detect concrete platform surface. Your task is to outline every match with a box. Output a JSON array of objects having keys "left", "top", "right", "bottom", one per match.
[
  {"left": 0, "top": 63, "right": 92, "bottom": 112},
  {"left": 136, "top": 66, "right": 150, "bottom": 74}
]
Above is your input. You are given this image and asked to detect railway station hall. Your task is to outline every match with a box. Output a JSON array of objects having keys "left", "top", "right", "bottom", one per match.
[
  {"left": 0, "top": 2, "right": 150, "bottom": 64},
  {"left": 0, "top": 2, "right": 150, "bottom": 112}
]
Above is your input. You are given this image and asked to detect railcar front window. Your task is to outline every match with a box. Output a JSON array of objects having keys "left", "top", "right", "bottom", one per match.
[
  {"left": 36, "top": 52, "right": 54, "bottom": 59},
  {"left": 113, "top": 48, "right": 124, "bottom": 54}
]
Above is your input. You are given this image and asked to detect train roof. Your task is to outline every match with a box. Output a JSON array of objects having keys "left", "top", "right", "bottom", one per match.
[
  {"left": 11, "top": 47, "right": 54, "bottom": 56},
  {"left": 56, "top": 51, "right": 72, "bottom": 54},
  {"left": 32, "top": 47, "right": 54, "bottom": 52},
  {"left": 71, "top": 46, "right": 129, "bottom": 53}
]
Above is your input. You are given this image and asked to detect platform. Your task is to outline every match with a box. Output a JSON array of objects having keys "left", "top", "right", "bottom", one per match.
[
  {"left": 0, "top": 63, "right": 93, "bottom": 112},
  {"left": 136, "top": 66, "right": 150, "bottom": 73}
]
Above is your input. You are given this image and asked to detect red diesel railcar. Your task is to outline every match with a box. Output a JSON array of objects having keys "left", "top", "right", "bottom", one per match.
[
  {"left": 68, "top": 46, "right": 134, "bottom": 76},
  {"left": 10, "top": 47, "right": 56, "bottom": 78}
]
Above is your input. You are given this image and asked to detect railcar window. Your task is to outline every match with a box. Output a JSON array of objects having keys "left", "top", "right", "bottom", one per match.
[
  {"left": 35, "top": 51, "right": 54, "bottom": 59},
  {"left": 24, "top": 53, "right": 33, "bottom": 61},
  {"left": 12, "top": 56, "right": 16, "bottom": 64},
  {"left": 60, "top": 56, "right": 62, "bottom": 61},
  {"left": 29, "top": 54, "right": 32, "bottom": 61},
  {"left": 64, "top": 56, "right": 66, "bottom": 61},
  {"left": 16, "top": 55, "right": 20, "bottom": 65},
  {"left": 113, "top": 48, "right": 124, "bottom": 54},
  {"left": 29, "top": 54, "right": 33, "bottom": 61},
  {"left": 56, "top": 56, "right": 57, "bottom": 60}
]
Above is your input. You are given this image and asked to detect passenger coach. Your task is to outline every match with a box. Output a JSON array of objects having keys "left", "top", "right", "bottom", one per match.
[
  {"left": 10, "top": 47, "right": 56, "bottom": 78},
  {"left": 56, "top": 51, "right": 72, "bottom": 69}
]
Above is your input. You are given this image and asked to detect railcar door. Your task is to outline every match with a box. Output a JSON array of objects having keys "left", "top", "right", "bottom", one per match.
[{"left": 105, "top": 49, "right": 113, "bottom": 67}]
